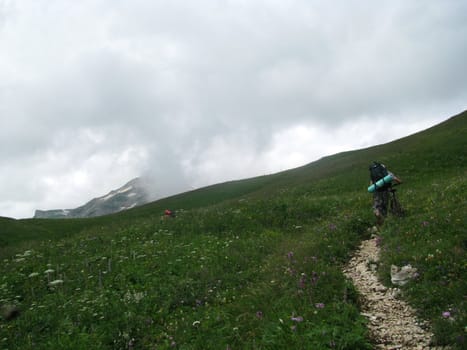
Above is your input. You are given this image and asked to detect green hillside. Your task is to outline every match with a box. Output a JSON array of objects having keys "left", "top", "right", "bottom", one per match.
[{"left": 0, "top": 110, "right": 466, "bottom": 349}]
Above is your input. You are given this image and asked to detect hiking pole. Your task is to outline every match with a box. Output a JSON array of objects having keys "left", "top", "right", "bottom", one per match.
[{"left": 389, "top": 186, "right": 404, "bottom": 217}]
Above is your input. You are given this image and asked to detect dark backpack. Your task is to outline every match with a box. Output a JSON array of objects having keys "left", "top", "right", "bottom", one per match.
[{"left": 369, "top": 161, "right": 389, "bottom": 184}]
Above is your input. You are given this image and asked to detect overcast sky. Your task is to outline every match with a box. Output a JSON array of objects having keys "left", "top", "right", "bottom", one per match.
[{"left": 1, "top": 0, "right": 466, "bottom": 218}]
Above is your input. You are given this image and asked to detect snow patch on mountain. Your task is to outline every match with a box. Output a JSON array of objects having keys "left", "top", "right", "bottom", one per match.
[{"left": 34, "top": 178, "right": 152, "bottom": 219}]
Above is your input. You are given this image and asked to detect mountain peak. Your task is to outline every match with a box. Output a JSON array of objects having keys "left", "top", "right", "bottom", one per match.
[{"left": 34, "top": 177, "right": 151, "bottom": 219}]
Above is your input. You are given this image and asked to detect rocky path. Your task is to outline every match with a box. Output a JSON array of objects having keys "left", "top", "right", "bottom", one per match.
[{"left": 343, "top": 235, "right": 442, "bottom": 350}]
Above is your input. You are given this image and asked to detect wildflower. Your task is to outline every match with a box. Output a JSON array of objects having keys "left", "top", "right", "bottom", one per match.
[
  {"left": 298, "top": 273, "right": 307, "bottom": 289},
  {"left": 133, "top": 292, "right": 145, "bottom": 303},
  {"left": 44, "top": 269, "right": 55, "bottom": 274},
  {"left": 329, "top": 224, "right": 337, "bottom": 230},
  {"left": 291, "top": 316, "right": 303, "bottom": 322},
  {"left": 315, "top": 303, "right": 325, "bottom": 309},
  {"left": 48, "top": 279, "right": 64, "bottom": 286},
  {"left": 192, "top": 320, "right": 201, "bottom": 327},
  {"left": 311, "top": 271, "right": 319, "bottom": 285},
  {"left": 442, "top": 311, "right": 451, "bottom": 318},
  {"left": 287, "top": 251, "right": 294, "bottom": 260},
  {"left": 422, "top": 221, "right": 429, "bottom": 227},
  {"left": 256, "top": 311, "right": 263, "bottom": 319},
  {"left": 28, "top": 272, "right": 39, "bottom": 278},
  {"left": 375, "top": 236, "right": 383, "bottom": 247}
]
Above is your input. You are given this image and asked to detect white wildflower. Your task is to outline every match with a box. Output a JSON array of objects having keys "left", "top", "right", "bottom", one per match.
[
  {"left": 44, "top": 269, "right": 55, "bottom": 274},
  {"left": 48, "top": 279, "right": 64, "bottom": 286},
  {"left": 28, "top": 272, "right": 39, "bottom": 278},
  {"left": 123, "top": 291, "right": 145, "bottom": 303},
  {"left": 133, "top": 292, "right": 145, "bottom": 303}
]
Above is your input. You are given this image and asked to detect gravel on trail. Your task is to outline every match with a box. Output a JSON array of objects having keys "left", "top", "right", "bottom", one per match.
[{"left": 343, "top": 235, "right": 450, "bottom": 350}]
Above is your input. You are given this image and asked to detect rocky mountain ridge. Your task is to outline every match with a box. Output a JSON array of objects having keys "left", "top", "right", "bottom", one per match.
[{"left": 34, "top": 177, "right": 151, "bottom": 219}]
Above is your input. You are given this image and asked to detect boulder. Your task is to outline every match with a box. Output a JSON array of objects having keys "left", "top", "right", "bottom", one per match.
[{"left": 390, "top": 264, "right": 418, "bottom": 286}]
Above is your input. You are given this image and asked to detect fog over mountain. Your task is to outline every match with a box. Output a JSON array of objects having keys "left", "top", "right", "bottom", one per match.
[{"left": 1, "top": 1, "right": 466, "bottom": 218}]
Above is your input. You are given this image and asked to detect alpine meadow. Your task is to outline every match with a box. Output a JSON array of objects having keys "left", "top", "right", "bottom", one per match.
[{"left": 0, "top": 111, "right": 466, "bottom": 349}]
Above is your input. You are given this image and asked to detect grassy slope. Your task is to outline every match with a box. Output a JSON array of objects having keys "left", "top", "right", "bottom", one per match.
[
  {"left": 0, "top": 110, "right": 465, "bottom": 349},
  {"left": 2, "top": 111, "right": 464, "bottom": 245}
]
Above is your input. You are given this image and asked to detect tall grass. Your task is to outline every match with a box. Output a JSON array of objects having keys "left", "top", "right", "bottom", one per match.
[{"left": 1, "top": 193, "right": 374, "bottom": 349}]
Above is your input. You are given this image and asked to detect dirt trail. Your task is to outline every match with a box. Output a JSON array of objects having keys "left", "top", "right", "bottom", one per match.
[{"left": 343, "top": 235, "right": 447, "bottom": 350}]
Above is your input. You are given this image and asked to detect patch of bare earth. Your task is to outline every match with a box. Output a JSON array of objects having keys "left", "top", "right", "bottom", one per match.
[{"left": 343, "top": 236, "right": 449, "bottom": 350}]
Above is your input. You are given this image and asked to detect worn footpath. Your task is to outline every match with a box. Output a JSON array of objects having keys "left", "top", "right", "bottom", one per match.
[{"left": 343, "top": 235, "right": 449, "bottom": 350}]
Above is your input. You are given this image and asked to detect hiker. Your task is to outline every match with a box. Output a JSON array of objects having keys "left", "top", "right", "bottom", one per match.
[
  {"left": 164, "top": 209, "right": 175, "bottom": 218},
  {"left": 369, "top": 161, "right": 402, "bottom": 225}
]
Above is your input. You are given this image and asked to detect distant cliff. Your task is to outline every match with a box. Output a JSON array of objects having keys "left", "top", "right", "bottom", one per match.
[{"left": 34, "top": 177, "right": 150, "bottom": 218}]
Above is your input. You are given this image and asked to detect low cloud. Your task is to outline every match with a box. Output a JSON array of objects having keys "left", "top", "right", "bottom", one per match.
[{"left": 0, "top": 1, "right": 466, "bottom": 218}]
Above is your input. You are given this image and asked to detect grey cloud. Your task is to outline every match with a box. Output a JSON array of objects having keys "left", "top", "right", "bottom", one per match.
[{"left": 1, "top": 1, "right": 466, "bottom": 218}]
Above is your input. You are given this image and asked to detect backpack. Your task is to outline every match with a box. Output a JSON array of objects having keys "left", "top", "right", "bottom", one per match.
[{"left": 369, "top": 161, "right": 389, "bottom": 185}]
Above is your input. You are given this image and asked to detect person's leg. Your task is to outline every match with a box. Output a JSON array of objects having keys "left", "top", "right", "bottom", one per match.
[
  {"left": 380, "top": 190, "right": 389, "bottom": 217},
  {"left": 373, "top": 191, "right": 389, "bottom": 226}
]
